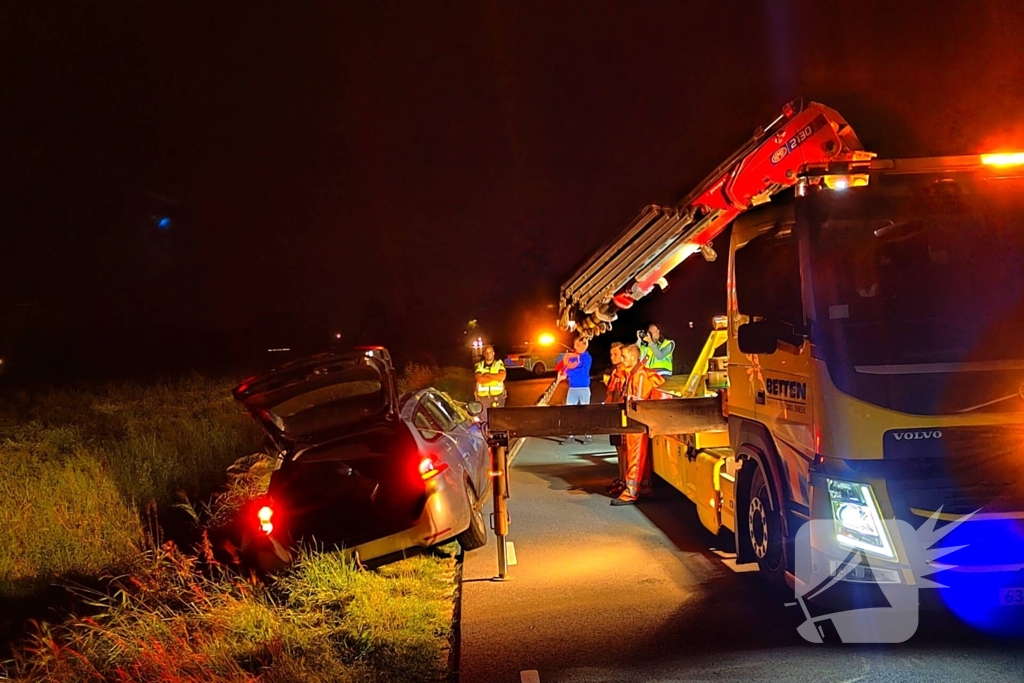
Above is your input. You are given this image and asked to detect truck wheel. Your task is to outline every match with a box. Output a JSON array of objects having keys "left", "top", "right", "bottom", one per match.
[
  {"left": 746, "top": 462, "right": 787, "bottom": 588},
  {"left": 457, "top": 485, "right": 488, "bottom": 552},
  {"left": 532, "top": 362, "right": 546, "bottom": 375}
]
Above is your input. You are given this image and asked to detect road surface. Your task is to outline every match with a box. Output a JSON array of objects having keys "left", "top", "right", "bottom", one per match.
[{"left": 458, "top": 377, "right": 1024, "bottom": 683}]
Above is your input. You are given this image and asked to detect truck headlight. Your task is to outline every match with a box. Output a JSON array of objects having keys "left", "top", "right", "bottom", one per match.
[{"left": 826, "top": 479, "right": 896, "bottom": 561}]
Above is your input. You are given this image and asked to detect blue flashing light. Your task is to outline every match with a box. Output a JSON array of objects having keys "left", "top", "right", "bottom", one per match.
[
  {"left": 936, "top": 518, "right": 1024, "bottom": 637},
  {"left": 157, "top": 216, "right": 172, "bottom": 230}
]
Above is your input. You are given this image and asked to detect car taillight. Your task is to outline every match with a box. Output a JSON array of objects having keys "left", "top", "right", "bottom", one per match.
[
  {"left": 257, "top": 505, "right": 274, "bottom": 534},
  {"left": 419, "top": 455, "right": 450, "bottom": 480}
]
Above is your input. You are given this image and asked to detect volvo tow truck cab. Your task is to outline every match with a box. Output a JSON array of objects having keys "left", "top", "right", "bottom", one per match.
[{"left": 558, "top": 101, "right": 1024, "bottom": 620}]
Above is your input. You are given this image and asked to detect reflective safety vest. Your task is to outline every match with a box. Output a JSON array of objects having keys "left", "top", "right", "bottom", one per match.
[
  {"left": 475, "top": 359, "right": 506, "bottom": 396},
  {"left": 641, "top": 338, "right": 674, "bottom": 374}
]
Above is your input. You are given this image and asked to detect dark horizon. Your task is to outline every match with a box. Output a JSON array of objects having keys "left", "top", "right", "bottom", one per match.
[{"left": 4, "top": 1, "right": 1024, "bottom": 378}]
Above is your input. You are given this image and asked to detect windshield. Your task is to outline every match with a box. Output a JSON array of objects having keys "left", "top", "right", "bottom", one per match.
[
  {"left": 810, "top": 185, "right": 1024, "bottom": 367},
  {"left": 807, "top": 180, "right": 1024, "bottom": 414}
]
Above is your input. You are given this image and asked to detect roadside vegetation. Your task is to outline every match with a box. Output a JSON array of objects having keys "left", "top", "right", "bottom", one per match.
[
  {"left": 0, "top": 375, "right": 262, "bottom": 598},
  {"left": 5, "top": 530, "right": 458, "bottom": 682},
  {"left": 398, "top": 364, "right": 475, "bottom": 402},
  {"left": 0, "top": 369, "right": 463, "bottom": 681}
]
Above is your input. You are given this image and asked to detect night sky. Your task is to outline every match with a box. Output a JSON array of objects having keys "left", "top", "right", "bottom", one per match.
[{"left": 4, "top": 1, "right": 1024, "bottom": 375}]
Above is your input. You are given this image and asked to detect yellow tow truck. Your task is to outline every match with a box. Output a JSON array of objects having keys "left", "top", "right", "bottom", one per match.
[{"left": 557, "top": 100, "right": 1024, "bottom": 623}]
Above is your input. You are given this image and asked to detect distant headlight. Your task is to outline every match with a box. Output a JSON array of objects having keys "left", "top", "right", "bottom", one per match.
[{"left": 826, "top": 479, "right": 896, "bottom": 561}]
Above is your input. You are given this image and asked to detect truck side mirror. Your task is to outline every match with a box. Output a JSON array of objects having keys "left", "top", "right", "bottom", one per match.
[
  {"left": 738, "top": 321, "right": 780, "bottom": 355},
  {"left": 467, "top": 401, "right": 484, "bottom": 417}
]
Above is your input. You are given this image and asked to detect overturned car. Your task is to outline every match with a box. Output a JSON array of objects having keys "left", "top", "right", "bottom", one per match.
[{"left": 232, "top": 347, "right": 490, "bottom": 570}]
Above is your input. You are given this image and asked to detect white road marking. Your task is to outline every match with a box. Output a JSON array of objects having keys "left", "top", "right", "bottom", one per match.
[
  {"left": 712, "top": 549, "right": 759, "bottom": 573},
  {"left": 520, "top": 670, "right": 540, "bottom": 683},
  {"left": 506, "top": 540, "right": 518, "bottom": 566}
]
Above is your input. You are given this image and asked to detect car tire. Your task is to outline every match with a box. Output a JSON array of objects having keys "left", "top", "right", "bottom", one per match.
[
  {"left": 532, "top": 362, "right": 546, "bottom": 374},
  {"left": 457, "top": 485, "right": 488, "bottom": 552},
  {"left": 746, "top": 461, "right": 787, "bottom": 589}
]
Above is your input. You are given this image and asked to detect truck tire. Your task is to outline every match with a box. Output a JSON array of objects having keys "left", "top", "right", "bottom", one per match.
[
  {"left": 746, "top": 461, "right": 787, "bottom": 588},
  {"left": 532, "top": 361, "right": 546, "bottom": 375},
  {"left": 457, "top": 485, "right": 488, "bottom": 552}
]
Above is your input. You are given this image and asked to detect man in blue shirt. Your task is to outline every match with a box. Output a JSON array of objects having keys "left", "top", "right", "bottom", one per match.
[{"left": 556, "top": 336, "right": 593, "bottom": 444}]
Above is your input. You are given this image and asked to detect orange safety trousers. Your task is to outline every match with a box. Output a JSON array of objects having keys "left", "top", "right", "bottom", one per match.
[{"left": 619, "top": 434, "right": 653, "bottom": 501}]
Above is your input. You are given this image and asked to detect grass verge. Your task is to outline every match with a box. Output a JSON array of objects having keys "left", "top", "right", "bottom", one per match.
[
  {"left": 1, "top": 369, "right": 464, "bottom": 681},
  {"left": 2, "top": 451, "right": 459, "bottom": 683},
  {"left": 0, "top": 375, "right": 262, "bottom": 598}
]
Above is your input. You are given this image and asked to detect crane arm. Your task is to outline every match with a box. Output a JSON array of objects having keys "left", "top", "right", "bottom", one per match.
[{"left": 559, "top": 99, "right": 873, "bottom": 336}]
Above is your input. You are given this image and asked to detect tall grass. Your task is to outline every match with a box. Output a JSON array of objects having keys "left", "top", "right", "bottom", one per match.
[
  {"left": 0, "top": 376, "right": 262, "bottom": 598},
  {"left": 3, "top": 485, "right": 459, "bottom": 682},
  {"left": 398, "top": 364, "right": 475, "bottom": 403},
  {"left": 1, "top": 375, "right": 460, "bottom": 683}
]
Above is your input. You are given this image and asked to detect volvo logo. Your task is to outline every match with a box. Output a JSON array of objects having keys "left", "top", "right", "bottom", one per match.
[{"left": 893, "top": 430, "right": 943, "bottom": 441}]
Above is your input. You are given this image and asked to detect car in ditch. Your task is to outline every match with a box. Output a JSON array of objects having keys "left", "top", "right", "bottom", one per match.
[{"left": 232, "top": 347, "right": 490, "bottom": 570}]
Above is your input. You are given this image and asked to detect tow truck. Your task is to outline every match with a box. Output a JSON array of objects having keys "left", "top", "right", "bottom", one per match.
[{"left": 547, "top": 99, "right": 1024, "bottom": 620}]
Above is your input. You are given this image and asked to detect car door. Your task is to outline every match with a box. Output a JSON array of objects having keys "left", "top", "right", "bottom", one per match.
[
  {"left": 419, "top": 392, "right": 466, "bottom": 476},
  {"left": 446, "top": 394, "right": 489, "bottom": 496},
  {"left": 430, "top": 391, "right": 487, "bottom": 493}
]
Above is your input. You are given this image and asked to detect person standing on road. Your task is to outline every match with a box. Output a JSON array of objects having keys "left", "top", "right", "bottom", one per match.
[
  {"left": 555, "top": 335, "right": 593, "bottom": 444},
  {"left": 474, "top": 345, "right": 507, "bottom": 425},
  {"left": 613, "top": 344, "right": 665, "bottom": 506},
  {"left": 604, "top": 342, "right": 629, "bottom": 496},
  {"left": 638, "top": 323, "right": 675, "bottom": 376}
]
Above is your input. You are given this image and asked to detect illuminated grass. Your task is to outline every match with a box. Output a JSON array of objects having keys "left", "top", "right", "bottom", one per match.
[
  {"left": 0, "top": 376, "right": 262, "bottom": 597},
  {"left": 1, "top": 376, "right": 461, "bottom": 682},
  {"left": 3, "top": 543, "right": 459, "bottom": 682}
]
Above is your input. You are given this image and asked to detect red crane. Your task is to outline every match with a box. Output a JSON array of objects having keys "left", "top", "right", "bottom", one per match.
[{"left": 559, "top": 99, "right": 875, "bottom": 336}]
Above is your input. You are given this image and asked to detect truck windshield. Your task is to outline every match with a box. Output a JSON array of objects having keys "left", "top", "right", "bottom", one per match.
[{"left": 809, "top": 184, "right": 1024, "bottom": 369}]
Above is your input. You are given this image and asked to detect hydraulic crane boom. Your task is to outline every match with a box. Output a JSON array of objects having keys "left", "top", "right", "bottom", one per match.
[{"left": 559, "top": 99, "right": 874, "bottom": 336}]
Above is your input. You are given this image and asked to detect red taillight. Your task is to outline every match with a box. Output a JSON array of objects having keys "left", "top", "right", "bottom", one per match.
[
  {"left": 257, "top": 505, "right": 274, "bottom": 534},
  {"left": 419, "top": 455, "right": 450, "bottom": 480}
]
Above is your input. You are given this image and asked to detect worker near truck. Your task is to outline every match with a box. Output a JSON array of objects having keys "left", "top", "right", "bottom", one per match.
[
  {"left": 474, "top": 345, "right": 507, "bottom": 424},
  {"left": 637, "top": 323, "right": 675, "bottom": 376},
  {"left": 612, "top": 344, "right": 665, "bottom": 506},
  {"left": 555, "top": 335, "right": 593, "bottom": 444},
  {"left": 604, "top": 341, "right": 629, "bottom": 497}
]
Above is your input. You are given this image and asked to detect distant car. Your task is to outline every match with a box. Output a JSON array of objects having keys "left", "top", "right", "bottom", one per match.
[
  {"left": 232, "top": 349, "right": 490, "bottom": 570},
  {"left": 504, "top": 345, "right": 564, "bottom": 375}
]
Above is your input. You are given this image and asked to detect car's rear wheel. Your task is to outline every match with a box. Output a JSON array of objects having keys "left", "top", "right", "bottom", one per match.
[
  {"left": 532, "top": 361, "right": 545, "bottom": 374},
  {"left": 457, "top": 484, "right": 488, "bottom": 551}
]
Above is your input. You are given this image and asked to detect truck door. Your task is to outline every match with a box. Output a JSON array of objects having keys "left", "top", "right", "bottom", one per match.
[{"left": 732, "top": 224, "right": 815, "bottom": 510}]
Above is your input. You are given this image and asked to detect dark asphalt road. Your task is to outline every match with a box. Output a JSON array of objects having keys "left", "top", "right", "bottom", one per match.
[{"left": 458, "top": 377, "right": 1024, "bottom": 683}]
